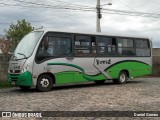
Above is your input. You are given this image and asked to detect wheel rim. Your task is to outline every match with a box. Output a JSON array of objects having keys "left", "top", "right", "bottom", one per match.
[
  {"left": 40, "top": 78, "right": 49, "bottom": 88},
  {"left": 119, "top": 73, "right": 126, "bottom": 82}
]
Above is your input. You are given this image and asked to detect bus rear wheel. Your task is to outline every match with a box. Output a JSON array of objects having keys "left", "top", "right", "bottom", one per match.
[
  {"left": 112, "top": 71, "right": 127, "bottom": 84},
  {"left": 36, "top": 74, "right": 53, "bottom": 92}
]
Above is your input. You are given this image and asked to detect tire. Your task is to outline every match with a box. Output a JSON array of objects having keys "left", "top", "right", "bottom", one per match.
[
  {"left": 36, "top": 74, "right": 53, "bottom": 92},
  {"left": 94, "top": 80, "right": 105, "bottom": 84},
  {"left": 19, "top": 86, "right": 31, "bottom": 91},
  {"left": 112, "top": 71, "right": 127, "bottom": 84}
]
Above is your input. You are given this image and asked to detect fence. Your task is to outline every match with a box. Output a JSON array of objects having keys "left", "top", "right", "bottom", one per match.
[{"left": 0, "top": 48, "right": 160, "bottom": 82}]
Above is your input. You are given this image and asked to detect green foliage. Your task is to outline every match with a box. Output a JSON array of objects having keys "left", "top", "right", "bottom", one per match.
[
  {"left": 0, "top": 81, "right": 12, "bottom": 88},
  {"left": 5, "top": 19, "right": 34, "bottom": 46}
]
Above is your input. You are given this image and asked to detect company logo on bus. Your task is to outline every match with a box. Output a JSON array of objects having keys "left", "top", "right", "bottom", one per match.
[{"left": 96, "top": 59, "right": 111, "bottom": 65}]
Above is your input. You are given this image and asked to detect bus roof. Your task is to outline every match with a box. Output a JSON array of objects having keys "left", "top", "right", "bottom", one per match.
[{"left": 34, "top": 28, "right": 151, "bottom": 40}]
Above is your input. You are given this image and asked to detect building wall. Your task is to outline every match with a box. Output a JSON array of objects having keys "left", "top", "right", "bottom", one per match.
[
  {"left": 152, "top": 48, "right": 160, "bottom": 76},
  {"left": 0, "top": 48, "right": 160, "bottom": 82},
  {"left": 0, "top": 54, "right": 12, "bottom": 81}
]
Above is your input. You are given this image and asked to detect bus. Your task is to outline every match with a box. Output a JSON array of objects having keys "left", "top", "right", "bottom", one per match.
[{"left": 8, "top": 29, "right": 152, "bottom": 92}]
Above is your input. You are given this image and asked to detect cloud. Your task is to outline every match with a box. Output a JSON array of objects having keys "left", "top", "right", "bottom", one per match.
[{"left": 0, "top": 0, "right": 160, "bottom": 47}]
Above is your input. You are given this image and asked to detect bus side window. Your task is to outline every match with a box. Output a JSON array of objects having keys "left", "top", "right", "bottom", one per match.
[
  {"left": 97, "top": 36, "right": 114, "bottom": 56},
  {"left": 91, "top": 36, "right": 96, "bottom": 56},
  {"left": 135, "top": 39, "right": 150, "bottom": 57},
  {"left": 74, "top": 35, "right": 95, "bottom": 57},
  {"left": 117, "top": 38, "right": 135, "bottom": 56}
]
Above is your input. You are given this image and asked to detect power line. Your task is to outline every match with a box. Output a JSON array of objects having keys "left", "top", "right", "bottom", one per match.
[
  {"left": 102, "top": 8, "right": 160, "bottom": 18},
  {"left": 102, "top": 11, "right": 160, "bottom": 18},
  {"left": 8, "top": 0, "right": 94, "bottom": 10},
  {"left": 0, "top": 0, "right": 159, "bottom": 16},
  {"left": 1, "top": 1, "right": 160, "bottom": 18},
  {"left": 51, "top": 0, "right": 95, "bottom": 9},
  {"left": 0, "top": 0, "right": 160, "bottom": 26},
  {"left": 1, "top": 0, "right": 160, "bottom": 19},
  {"left": 117, "top": 0, "right": 160, "bottom": 24},
  {"left": 0, "top": 1, "right": 95, "bottom": 12}
]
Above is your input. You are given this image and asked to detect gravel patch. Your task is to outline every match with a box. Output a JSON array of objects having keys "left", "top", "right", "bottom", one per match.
[{"left": 0, "top": 78, "right": 160, "bottom": 119}]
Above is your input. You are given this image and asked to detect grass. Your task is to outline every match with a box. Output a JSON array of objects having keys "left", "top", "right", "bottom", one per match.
[{"left": 0, "top": 81, "right": 13, "bottom": 88}]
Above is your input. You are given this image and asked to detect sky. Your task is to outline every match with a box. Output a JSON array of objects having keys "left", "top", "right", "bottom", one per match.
[{"left": 0, "top": 0, "right": 160, "bottom": 48}]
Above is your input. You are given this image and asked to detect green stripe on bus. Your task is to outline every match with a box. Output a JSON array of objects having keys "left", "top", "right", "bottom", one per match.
[
  {"left": 47, "top": 62, "right": 106, "bottom": 81},
  {"left": 47, "top": 61, "right": 152, "bottom": 84},
  {"left": 53, "top": 71, "right": 106, "bottom": 84},
  {"left": 105, "top": 61, "right": 152, "bottom": 79}
]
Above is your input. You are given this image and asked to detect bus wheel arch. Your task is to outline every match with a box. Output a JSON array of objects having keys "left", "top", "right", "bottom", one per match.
[
  {"left": 121, "top": 69, "right": 129, "bottom": 78},
  {"left": 36, "top": 73, "right": 55, "bottom": 92},
  {"left": 112, "top": 70, "right": 129, "bottom": 84}
]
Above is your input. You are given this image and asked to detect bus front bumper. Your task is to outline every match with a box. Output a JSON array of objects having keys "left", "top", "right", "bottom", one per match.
[{"left": 8, "top": 71, "right": 32, "bottom": 87}]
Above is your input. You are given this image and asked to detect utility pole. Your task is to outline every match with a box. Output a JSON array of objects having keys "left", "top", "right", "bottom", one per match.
[
  {"left": 96, "top": 1, "right": 112, "bottom": 32},
  {"left": 96, "top": 0, "right": 101, "bottom": 32}
]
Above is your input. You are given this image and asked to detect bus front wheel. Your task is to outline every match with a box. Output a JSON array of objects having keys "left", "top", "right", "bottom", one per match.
[
  {"left": 36, "top": 74, "right": 53, "bottom": 92},
  {"left": 112, "top": 71, "right": 127, "bottom": 84}
]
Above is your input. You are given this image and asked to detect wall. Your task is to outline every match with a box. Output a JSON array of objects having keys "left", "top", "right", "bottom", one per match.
[
  {"left": 0, "top": 48, "right": 160, "bottom": 82},
  {"left": 152, "top": 48, "right": 160, "bottom": 76},
  {"left": 0, "top": 54, "right": 11, "bottom": 81}
]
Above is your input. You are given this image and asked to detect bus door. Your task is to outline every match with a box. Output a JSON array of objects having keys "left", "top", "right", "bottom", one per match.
[
  {"left": 93, "top": 36, "right": 117, "bottom": 80},
  {"left": 71, "top": 35, "right": 100, "bottom": 82},
  {"left": 93, "top": 57, "right": 112, "bottom": 80}
]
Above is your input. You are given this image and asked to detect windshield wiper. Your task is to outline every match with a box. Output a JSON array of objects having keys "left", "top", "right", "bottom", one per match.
[{"left": 17, "top": 53, "right": 27, "bottom": 59}]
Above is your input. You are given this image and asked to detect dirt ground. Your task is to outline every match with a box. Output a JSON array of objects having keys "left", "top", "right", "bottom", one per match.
[{"left": 0, "top": 78, "right": 160, "bottom": 119}]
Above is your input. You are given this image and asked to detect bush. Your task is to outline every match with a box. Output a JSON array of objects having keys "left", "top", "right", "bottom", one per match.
[{"left": 0, "top": 81, "right": 12, "bottom": 88}]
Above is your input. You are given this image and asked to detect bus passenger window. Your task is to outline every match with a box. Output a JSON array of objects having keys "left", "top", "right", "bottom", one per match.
[
  {"left": 97, "top": 36, "right": 116, "bottom": 56},
  {"left": 117, "top": 38, "right": 135, "bottom": 56},
  {"left": 74, "top": 35, "right": 96, "bottom": 57}
]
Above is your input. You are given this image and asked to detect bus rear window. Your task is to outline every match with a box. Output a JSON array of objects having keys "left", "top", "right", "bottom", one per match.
[{"left": 135, "top": 39, "right": 150, "bottom": 57}]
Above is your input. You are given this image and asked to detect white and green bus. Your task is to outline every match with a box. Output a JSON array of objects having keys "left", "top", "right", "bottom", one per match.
[{"left": 8, "top": 29, "right": 152, "bottom": 92}]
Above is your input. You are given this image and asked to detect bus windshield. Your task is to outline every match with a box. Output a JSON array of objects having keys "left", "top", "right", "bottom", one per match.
[{"left": 12, "top": 31, "right": 43, "bottom": 60}]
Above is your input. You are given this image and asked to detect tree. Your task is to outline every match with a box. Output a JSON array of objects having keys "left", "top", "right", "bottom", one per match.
[{"left": 5, "top": 19, "right": 33, "bottom": 46}]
